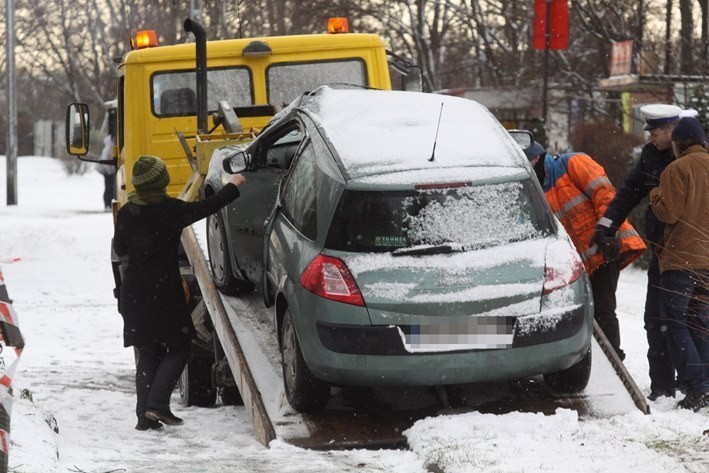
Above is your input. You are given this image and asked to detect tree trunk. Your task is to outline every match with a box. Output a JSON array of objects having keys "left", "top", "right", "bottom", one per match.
[
  {"left": 698, "top": 0, "right": 709, "bottom": 64},
  {"left": 679, "top": 0, "right": 694, "bottom": 74}
]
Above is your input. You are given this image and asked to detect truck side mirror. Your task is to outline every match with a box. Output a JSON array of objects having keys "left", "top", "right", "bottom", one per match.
[
  {"left": 387, "top": 51, "right": 423, "bottom": 92},
  {"left": 66, "top": 103, "right": 90, "bottom": 156},
  {"left": 222, "top": 151, "right": 252, "bottom": 174}
]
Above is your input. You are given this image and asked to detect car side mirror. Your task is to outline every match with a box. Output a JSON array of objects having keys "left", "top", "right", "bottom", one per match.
[
  {"left": 508, "top": 129, "right": 534, "bottom": 151},
  {"left": 222, "top": 151, "right": 252, "bottom": 174},
  {"left": 66, "top": 103, "right": 90, "bottom": 156}
]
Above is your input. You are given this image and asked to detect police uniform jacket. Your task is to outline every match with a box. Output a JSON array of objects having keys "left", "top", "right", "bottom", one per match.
[
  {"left": 602, "top": 143, "right": 674, "bottom": 246},
  {"left": 113, "top": 184, "right": 240, "bottom": 348},
  {"left": 542, "top": 152, "right": 646, "bottom": 275},
  {"left": 649, "top": 144, "right": 709, "bottom": 273}
]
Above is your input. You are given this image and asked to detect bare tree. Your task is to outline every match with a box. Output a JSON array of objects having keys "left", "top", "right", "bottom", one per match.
[
  {"left": 356, "top": 0, "right": 458, "bottom": 92},
  {"left": 698, "top": 0, "right": 709, "bottom": 63},
  {"left": 679, "top": 0, "right": 695, "bottom": 73}
]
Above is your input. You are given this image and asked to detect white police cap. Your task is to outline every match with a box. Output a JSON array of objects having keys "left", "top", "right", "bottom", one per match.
[{"left": 640, "top": 104, "right": 682, "bottom": 131}]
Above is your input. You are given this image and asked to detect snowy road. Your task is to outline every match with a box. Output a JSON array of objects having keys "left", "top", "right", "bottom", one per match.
[{"left": 1, "top": 156, "right": 707, "bottom": 473}]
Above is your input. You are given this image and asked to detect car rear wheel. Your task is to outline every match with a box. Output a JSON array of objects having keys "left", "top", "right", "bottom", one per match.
[
  {"left": 219, "top": 386, "right": 243, "bottom": 405},
  {"left": 206, "top": 213, "right": 253, "bottom": 295},
  {"left": 543, "top": 345, "right": 592, "bottom": 393},
  {"left": 280, "top": 308, "right": 329, "bottom": 412}
]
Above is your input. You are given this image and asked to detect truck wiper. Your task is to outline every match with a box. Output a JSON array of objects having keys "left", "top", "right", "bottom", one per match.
[{"left": 392, "top": 244, "right": 456, "bottom": 257}]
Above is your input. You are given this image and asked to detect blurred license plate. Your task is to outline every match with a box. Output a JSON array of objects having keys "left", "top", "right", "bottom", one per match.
[{"left": 398, "top": 316, "right": 515, "bottom": 352}]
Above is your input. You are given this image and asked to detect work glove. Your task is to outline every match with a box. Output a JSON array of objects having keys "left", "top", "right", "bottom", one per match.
[{"left": 591, "top": 218, "right": 620, "bottom": 263}]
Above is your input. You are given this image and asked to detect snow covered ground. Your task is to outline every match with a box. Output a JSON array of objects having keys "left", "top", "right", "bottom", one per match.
[{"left": 0, "top": 156, "right": 707, "bottom": 473}]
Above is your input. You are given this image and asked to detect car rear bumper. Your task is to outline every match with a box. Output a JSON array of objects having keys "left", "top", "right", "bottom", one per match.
[{"left": 307, "top": 305, "right": 592, "bottom": 386}]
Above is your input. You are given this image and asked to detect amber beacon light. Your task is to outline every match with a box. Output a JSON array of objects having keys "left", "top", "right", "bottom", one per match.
[
  {"left": 327, "top": 17, "right": 349, "bottom": 34},
  {"left": 132, "top": 30, "right": 159, "bottom": 50}
]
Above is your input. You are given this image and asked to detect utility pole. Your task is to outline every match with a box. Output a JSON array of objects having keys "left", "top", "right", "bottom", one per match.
[
  {"left": 665, "top": 0, "right": 673, "bottom": 75},
  {"left": 635, "top": 0, "right": 644, "bottom": 74},
  {"left": 189, "top": 0, "right": 202, "bottom": 23},
  {"left": 5, "top": 0, "right": 18, "bottom": 206}
]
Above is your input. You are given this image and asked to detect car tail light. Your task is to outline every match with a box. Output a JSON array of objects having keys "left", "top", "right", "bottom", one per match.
[
  {"left": 300, "top": 255, "right": 365, "bottom": 306},
  {"left": 543, "top": 257, "right": 584, "bottom": 295}
]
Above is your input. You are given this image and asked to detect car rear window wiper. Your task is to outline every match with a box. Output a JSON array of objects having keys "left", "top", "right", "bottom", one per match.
[
  {"left": 391, "top": 240, "right": 508, "bottom": 256},
  {"left": 392, "top": 244, "right": 457, "bottom": 257}
]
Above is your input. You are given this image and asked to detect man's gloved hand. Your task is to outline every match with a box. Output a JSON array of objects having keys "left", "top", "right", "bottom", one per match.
[{"left": 591, "top": 219, "right": 620, "bottom": 263}]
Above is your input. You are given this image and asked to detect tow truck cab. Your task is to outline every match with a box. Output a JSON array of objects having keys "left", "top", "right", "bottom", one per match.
[{"left": 68, "top": 19, "right": 422, "bottom": 205}]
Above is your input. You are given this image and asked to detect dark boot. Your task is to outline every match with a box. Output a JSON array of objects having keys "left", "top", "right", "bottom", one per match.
[
  {"left": 677, "top": 391, "right": 709, "bottom": 412},
  {"left": 135, "top": 416, "right": 163, "bottom": 431},
  {"left": 145, "top": 409, "right": 184, "bottom": 426},
  {"left": 647, "top": 388, "right": 675, "bottom": 401}
]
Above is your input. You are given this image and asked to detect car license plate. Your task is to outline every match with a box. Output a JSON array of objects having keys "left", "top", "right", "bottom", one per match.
[{"left": 398, "top": 316, "right": 515, "bottom": 352}]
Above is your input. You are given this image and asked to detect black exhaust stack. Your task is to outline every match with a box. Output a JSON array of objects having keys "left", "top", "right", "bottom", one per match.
[{"left": 184, "top": 18, "right": 208, "bottom": 134}]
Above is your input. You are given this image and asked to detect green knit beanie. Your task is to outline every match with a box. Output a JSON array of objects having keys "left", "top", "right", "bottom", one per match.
[{"left": 131, "top": 155, "right": 170, "bottom": 192}]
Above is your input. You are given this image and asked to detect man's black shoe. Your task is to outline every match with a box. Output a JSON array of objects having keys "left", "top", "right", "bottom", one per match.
[
  {"left": 145, "top": 409, "right": 184, "bottom": 426},
  {"left": 135, "top": 416, "right": 163, "bottom": 431},
  {"left": 647, "top": 389, "right": 675, "bottom": 401},
  {"left": 677, "top": 391, "right": 709, "bottom": 412}
]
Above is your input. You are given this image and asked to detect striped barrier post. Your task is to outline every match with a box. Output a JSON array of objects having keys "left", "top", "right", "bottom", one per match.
[{"left": 0, "top": 262, "right": 25, "bottom": 473}]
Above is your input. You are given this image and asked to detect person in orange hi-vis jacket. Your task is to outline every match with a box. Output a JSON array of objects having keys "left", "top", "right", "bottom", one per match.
[{"left": 524, "top": 142, "right": 646, "bottom": 361}]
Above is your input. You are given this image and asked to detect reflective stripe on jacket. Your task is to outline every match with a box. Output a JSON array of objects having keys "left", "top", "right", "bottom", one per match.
[{"left": 542, "top": 153, "right": 646, "bottom": 275}]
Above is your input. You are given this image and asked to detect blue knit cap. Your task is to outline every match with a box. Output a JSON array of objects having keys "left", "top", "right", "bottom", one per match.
[
  {"left": 671, "top": 117, "right": 705, "bottom": 143},
  {"left": 524, "top": 141, "right": 546, "bottom": 161}
]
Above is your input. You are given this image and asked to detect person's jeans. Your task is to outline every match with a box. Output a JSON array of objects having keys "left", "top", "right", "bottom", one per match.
[
  {"left": 590, "top": 261, "right": 623, "bottom": 359},
  {"left": 659, "top": 270, "right": 709, "bottom": 396},
  {"left": 645, "top": 255, "right": 677, "bottom": 393},
  {"left": 135, "top": 343, "right": 190, "bottom": 417}
]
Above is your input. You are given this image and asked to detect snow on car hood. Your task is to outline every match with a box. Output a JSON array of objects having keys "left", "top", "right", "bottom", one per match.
[{"left": 302, "top": 87, "right": 528, "bottom": 179}]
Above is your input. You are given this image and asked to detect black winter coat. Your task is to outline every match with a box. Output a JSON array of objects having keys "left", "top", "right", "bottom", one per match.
[
  {"left": 113, "top": 184, "right": 240, "bottom": 348},
  {"left": 602, "top": 142, "right": 674, "bottom": 246}
]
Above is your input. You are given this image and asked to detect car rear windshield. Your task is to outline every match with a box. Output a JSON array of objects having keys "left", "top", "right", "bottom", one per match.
[{"left": 325, "top": 179, "right": 553, "bottom": 253}]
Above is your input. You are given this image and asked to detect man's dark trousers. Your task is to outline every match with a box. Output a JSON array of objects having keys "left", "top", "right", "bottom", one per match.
[
  {"left": 645, "top": 254, "right": 677, "bottom": 395},
  {"left": 590, "top": 261, "right": 624, "bottom": 360}
]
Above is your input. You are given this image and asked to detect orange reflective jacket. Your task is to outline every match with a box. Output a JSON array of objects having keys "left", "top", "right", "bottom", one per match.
[{"left": 542, "top": 152, "right": 646, "bottom": 275}]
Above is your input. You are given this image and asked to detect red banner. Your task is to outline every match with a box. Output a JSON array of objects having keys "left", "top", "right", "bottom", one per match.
[{"left": 533, "top": 0, "right": 569, "bottom": 50}]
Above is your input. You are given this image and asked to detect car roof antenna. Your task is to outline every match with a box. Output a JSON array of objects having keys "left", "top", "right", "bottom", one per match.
[{"left": 429, "top": 102, "right": 444, "bottom": 162}]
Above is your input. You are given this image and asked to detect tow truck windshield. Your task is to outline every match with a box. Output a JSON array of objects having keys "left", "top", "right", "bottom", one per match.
[{"left": 151, "top": 59, "right": 368, "bottom": 116}]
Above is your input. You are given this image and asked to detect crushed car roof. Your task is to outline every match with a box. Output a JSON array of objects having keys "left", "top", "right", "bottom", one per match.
[{"left": 298, "top": 87, "right": 528, "bottom": 179}]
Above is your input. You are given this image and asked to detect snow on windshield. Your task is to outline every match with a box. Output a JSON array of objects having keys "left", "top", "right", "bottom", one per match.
[
  {"left": 405, "top": 182, "right": 541, "bottom": 249},
  {"left": 305, "top": 87, "right": 527, "bottom": 178}
]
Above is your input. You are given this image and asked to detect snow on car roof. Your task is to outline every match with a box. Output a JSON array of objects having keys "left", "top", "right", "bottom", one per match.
[
  {"left": 301, "top": 87, "right": 527, "bottom": 179},
  {"left": 352, "top": 165, "right": 529, "bottom": 186}
]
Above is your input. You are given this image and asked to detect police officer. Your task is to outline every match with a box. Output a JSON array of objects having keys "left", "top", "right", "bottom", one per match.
[{"left": 592, "top": 104, "right": 683, "bottom": 401}]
